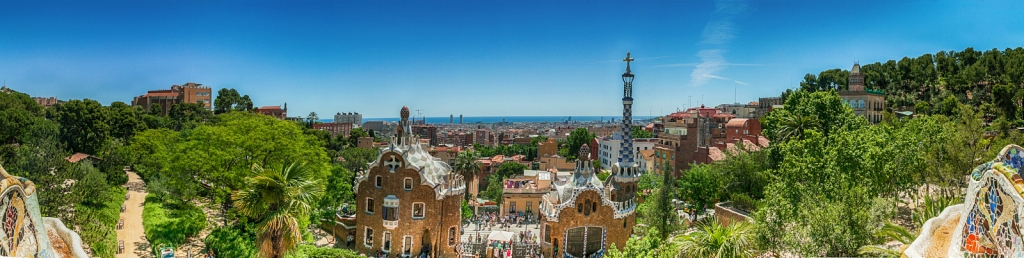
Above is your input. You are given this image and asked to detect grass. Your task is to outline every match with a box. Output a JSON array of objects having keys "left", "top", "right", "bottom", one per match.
[
  {"left": 142, "top": 195, "right": 207, "bottom": 252},
  {"left": 73, "top": 186, "right": 127, "bottom": 258}
]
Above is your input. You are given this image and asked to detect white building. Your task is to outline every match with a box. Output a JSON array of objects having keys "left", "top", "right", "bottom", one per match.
[
  {"left": 598, "top": 132, "right": 655, "bottom": 172},
  {"left": 335, "top": 112, "right": 363, "bottom": 125}
]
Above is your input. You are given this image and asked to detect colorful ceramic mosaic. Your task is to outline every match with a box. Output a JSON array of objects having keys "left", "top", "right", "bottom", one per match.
[
  {"left": 954, "top": 145, "right": 1024, "bottom": 257},
  {"left": 0, "top": 165, "right": 91, "bottom": 258}
]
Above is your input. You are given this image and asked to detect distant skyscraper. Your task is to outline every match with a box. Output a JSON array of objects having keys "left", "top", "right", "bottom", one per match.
[
  {"left": 459, "top": 115, "right": 463, "bottom": 124},
  {"left": 450, "top": 114, "right": 454, "bottom": 124}
]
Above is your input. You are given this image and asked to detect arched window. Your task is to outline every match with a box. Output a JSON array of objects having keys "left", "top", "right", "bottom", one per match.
[
  {"left": 544, "top": 225, "right": 552, "bottom": 243},
  {"left": 448, "top": 227, "right": 457, "bottom": 246},
  {"left": 403, "top": 235, "right": 413, "bottom": 255}
]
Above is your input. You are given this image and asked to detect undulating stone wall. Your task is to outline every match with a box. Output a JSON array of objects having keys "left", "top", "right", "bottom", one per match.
[{"left": 906, "top": 145, "right": 1024, "bottom": 258}]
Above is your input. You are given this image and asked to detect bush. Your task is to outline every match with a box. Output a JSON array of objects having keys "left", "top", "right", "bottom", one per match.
[
  {"left": 142, "top": 195, "right": 207, "bottom": 251},
  {"left": 285, "top": 244, "right": 361, "bottom": 258},
  {"left": 730, "top": 193, "right": 757, "bottom": 213},
  {"left": 204, "top": 225, "right": 256, "bottom": 258},
  {"left": 73, "top": 186, "right": 126, "bottom": 258}
]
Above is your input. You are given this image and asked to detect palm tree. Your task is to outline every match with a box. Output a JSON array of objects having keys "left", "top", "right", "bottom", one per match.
[
  {"left": 454, "top": 150, "right": 481, "bottom": 201},
  {"left": 856, "top": 221, "right": 914, "bottom": 257},
  {"left": 775, "top": 112, "right": 820, "bottom": 142},
  {"left": 233, "top": 162, "right": 324, "bottom": 258},
  {"left": 675, "top": 218, "right": 756, "bottom": 258}
]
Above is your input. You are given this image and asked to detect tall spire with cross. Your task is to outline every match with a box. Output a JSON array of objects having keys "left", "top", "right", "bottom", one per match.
[{"left": 618, "top": 52, "right": 636, "bottom": 168}]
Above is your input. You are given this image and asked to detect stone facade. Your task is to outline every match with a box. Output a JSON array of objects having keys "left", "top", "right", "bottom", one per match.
[
  {"left": 353, "top": 106, "right": 465, "bottom": 257},
  {"left": 839, "top": 63, "right": 886, "bottom": 124},
  {"left": 131, "top": 82, "right": 212, "bottom": 116},
  {"left": 538, "top": 56, "right": 640, "bottom": 258}
]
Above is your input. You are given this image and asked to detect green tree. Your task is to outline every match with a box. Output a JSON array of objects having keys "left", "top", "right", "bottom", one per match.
[
  {"left": 73, "top": 162, "right": 111, "bottom": 207},
  {"left": 675, "top": 218, "right": 756, "bottom": 258},
  {"left": 648, "top": 162, "right": 679, "bottom": 240},
  {"left": 214, "top": 88, "right": 254, "bottom": 114},
  {"left": 306, "top": 112, "right": 318, "bottom": 128},
  {"left": 347, "top": 128, "right": 369, "bottom": 147},
  {"left": 1, "top": 121, "right": 78, "bottom": 220},
  {"left": 234, "top": 162, "right": 324, "bottom": 258},
  {"left": 632, "top": 126, "right": 653, "bottom": 138},
  {"left": 564, "top": 128, "right": 595, "bottom": 160},
  {"left": 205, "top": 225, "right": 257, "bottom": 258},
  {"left": 316, "top": 165, "right": 355, "bottom": 220},
  {"left": 107, "top": 102, "right": 146, "bottom": 142},
  {"left": 454, "top": 151, "right": 481, "bottom": 201},
  {"left": 677, "top": 164, "right": 724, "bottom": 222},
  {"left": 493, "top": 161, "right": 526, "bottom": 179},
  {"left": 168, "top": 102, "right": 214, "bottom": 130},
  {"left": 55, "top": 99, "right": 111, "bottom": 154},
  {"left": 462, "top": 199, "right": 473, "bottom": 220}
]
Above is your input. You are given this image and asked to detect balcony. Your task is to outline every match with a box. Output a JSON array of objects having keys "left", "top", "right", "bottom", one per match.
[{"left": 383, "top": 220, "right": 399, "bottom": 230}]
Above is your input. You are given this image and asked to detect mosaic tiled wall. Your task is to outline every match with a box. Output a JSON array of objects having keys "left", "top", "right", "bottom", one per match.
[
  {"left": 950, "top": 145, "right": 1024, "bottom": 257},
  {"left": 0, "top": 168, "right": 57, "bottom": 257}
]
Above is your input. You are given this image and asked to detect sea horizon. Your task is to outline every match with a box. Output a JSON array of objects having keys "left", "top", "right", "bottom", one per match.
[{"left": 319, "top": 115, "right": 659, "bottom": 124}]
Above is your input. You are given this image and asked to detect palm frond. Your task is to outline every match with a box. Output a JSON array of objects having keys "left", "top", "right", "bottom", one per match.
[{"left": 856, "top": 244, "right": 901, "bottom": 258}]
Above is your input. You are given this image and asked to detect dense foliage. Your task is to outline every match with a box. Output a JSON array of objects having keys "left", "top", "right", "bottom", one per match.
[
  {"left": 797, "top": 47, "right": 1024, "bottom": 121},
  {"left": 142, "top": 195, "right": 208, "bottom": 251}
]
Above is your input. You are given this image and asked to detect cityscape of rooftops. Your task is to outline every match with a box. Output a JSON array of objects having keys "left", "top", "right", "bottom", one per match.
[{"left": 1, "top": 1, "right": 1024, "bottom": 258}]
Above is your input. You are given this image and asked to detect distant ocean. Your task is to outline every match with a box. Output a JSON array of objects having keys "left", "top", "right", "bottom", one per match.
[{"left": 319, "top": 116, "right": 658, "bottom": 124}]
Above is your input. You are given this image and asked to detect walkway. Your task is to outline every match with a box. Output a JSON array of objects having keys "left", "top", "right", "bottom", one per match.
[{"left": 117, "top": 170, "right": 151, "bottom": 258}]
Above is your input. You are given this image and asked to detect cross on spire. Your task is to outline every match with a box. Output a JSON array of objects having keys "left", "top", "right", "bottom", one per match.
[{"left": 624, "top": 52, "right": 634, "bottom": 72}]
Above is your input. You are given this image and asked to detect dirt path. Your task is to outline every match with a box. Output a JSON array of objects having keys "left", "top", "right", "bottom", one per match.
[{"left": 117, "top": 170, "right": 151, "bottom": 258}]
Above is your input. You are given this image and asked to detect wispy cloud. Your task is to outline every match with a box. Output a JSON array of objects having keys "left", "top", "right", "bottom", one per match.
[
  {"left": 699, "top": 71, "right": 750, "bottom": 86},
  {"left": 654, "top": 63, "right": 762, "bottom": 68},
  {"left": 689, "top": 0, "right": 749, "bottom": 87}
]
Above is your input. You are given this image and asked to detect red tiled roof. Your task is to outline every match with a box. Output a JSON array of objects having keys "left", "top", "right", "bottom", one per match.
[
  {"left": 258, "top": 106, "right": 282, "bottom": 110},
  {"left": 66, "top": 153, "right": 99, "bottom": 163},
  {"left": 143, "top": 92, "right": 178, "bottom": 97},
  {"left": 726, "top": 118, "right": 750, "bottom": 128},
  {"left": 757, "top": 135, "right": 770, "bottom": 147},
  {"left": 707, "top": 147, "right": 726, "bottom": 162}
]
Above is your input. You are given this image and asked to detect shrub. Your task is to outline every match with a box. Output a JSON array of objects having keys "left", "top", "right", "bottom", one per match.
[
  {"left": 73, "top": 186, "right": 126, "bottom": 258},
  {"left": 730, "top": 193, "right": 757, "bottom": 213},
  {"left": 285, "top": 244, "right": 361, "bottom": 258},
  {"left": 142, "top": 195, "right": 207, "bottom": 252},
  {"left": 204, "top": 225, "right": 256, "bottom": 258}
]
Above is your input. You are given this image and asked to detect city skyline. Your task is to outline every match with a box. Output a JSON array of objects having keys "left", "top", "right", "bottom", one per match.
[{"left": 3, "top": 0, "right": 1023, "bottom": 117}]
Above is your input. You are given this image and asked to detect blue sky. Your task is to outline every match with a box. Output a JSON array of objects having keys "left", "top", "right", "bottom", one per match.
[{"left": 2, "top": 0, "right": 1023, "bottom": 118}]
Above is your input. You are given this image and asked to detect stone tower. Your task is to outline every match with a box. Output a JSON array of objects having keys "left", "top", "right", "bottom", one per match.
[
  {"left": 610, "top": 52, "right": 641, "bottom": 202},
  {"left": 849, "top": 62, "right": 864, "bottom": 91}
]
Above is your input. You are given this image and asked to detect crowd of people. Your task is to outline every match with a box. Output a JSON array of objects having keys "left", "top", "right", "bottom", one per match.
[{"left": 469, "top": 211, "right": 537, "bottom": 231}]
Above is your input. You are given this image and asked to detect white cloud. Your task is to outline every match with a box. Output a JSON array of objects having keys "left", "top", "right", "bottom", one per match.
[{"left": 688, "top": 0, "right": 749, "bottom": 87}]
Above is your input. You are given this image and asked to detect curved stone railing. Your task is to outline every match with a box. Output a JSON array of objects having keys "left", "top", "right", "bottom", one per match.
[
  {"left": 0, "top": 165, "right": 88, "bottom": 258},
  {"left": 904, "top": 145, "right": 1024, "bottom": 257},
  {"left": 43, "top": 217, "right": 90, "bottom": 258}
]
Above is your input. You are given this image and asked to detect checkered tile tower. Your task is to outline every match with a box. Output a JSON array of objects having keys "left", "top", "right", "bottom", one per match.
[{"left": 610, "top": 52, "right": 641, "bottom": 202}]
